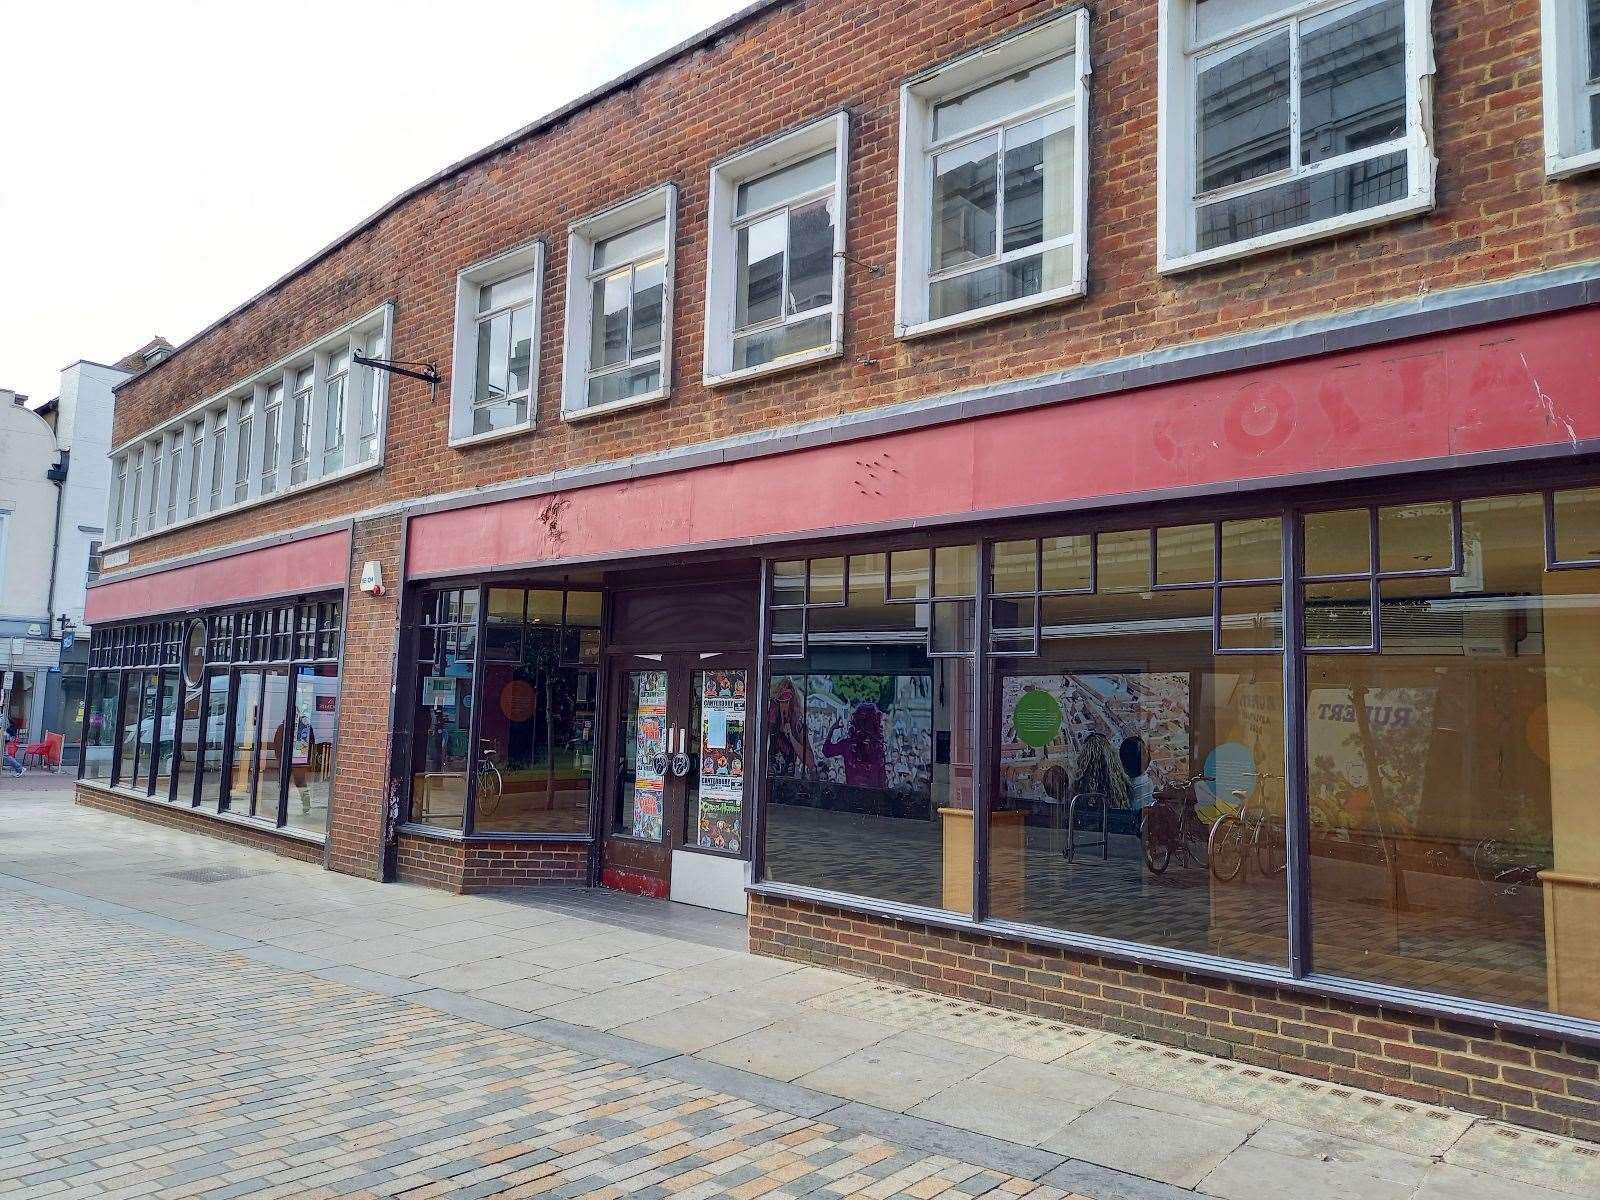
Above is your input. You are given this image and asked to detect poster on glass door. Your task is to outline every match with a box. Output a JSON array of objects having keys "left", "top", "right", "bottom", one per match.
[
  {"left": 631, "top": 671, "right": 669, "bottom": 840},
  {"left": 697, "top": 670, "right": 746, "bottom": 852}
]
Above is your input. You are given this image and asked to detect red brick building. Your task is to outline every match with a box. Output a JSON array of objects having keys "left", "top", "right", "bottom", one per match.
[{"left": 80, "top": 0, "right": 1600, "bottom": 1138}]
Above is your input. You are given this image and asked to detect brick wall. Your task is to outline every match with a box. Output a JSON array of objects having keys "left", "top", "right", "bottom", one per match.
[
  {"left": 75, "top": 785, "right": 325, "bottom": 866},
  {"left": 105, "top": 0, "right": 1599, "bottom": 580},
  {"left": 749, "top": 893, "right": 1600, "bottom": 1143},
  {"left": 394, "top": 833, "right": 589, "bottom": 893}
]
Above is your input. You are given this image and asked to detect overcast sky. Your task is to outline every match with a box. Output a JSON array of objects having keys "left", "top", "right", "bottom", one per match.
[{"left": 0, "top": 0, "right": 748, "bottom": 406}]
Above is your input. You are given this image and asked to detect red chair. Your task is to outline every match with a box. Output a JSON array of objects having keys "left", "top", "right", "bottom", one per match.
[{"left": 22, "top": 732, "right": 62, "bottom": 772}]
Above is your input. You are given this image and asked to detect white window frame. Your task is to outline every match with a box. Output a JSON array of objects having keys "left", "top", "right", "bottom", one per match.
[
  {"left": 103, "top": 302, "right": 393, "bottom": 550},
  {"left": 260, "top": 382, "right": 283, "bottom": 494},
  {"left": 1157, "top": 0, "right": 1435, "bottom": 274},
  {"left": 561, "top": 184, "right": 676, "bottom": 422},
  {"left": 185, "top": 421, "right": 204, "bottom": 519},
  {"left": 163, "top": 435, "right": 182, "bottom": 526},
  {"left": 108, "top": 459, "right": 127, "bottom": 543},
  {"left": 704, "top": 113, "right": 849, "bottom": 386},
  {"left": 448, "top": 239, "right": 545, "bottom": 447},
  {"left": 894, "top": 11, "right": 1091, "bottom": 339},
  {"left": 1542, "top": 0, "right": 1600, "bottom": 177}
]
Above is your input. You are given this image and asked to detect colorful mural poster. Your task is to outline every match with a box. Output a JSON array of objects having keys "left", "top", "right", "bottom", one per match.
[
  {"left": 631, "top": 670, "right": 669, "bottom": 840},
  {"left": 766, "top": 672, "right": 933, "bottom": 795},
  {"left": 697, "top": 670, "right": 746, "bottom": 851}
]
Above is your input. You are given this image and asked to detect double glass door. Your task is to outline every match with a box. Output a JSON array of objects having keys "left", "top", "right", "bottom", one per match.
[{"left": 602, "top": 651, "right": 753, "bottom": 910}]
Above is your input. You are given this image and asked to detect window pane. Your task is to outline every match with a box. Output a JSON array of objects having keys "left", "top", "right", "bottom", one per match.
[
  {"left": 1305, "top": 508, "right": 1372, "bottom": 576},
  {"left": 229, "top": 672, "right": 262, "bottom": 816},
  {"left": 476, "top": 311, "right": 510, "bottom": 401},
  {"left": 737, "top": 151, "right": 835, "bottom": 216},
  {"left": 476, "top": 631, "right": 597, "bottom": 835},
  {"left": 732, "top": 313, "right": 831, "bottom": 371},
  {"left": 929, "top": 245, "right": 1075, "bottom": 319},
  {"left": 153, "top": 672, "right": 179, "bottom": 799},
  {"left": 592, "top": 219, "right": 665, "bottom": 271},
  {"left": 1307, "top": 492, "right": 1596, "bottom": 1017},
  {"left": 256, "top": 667, "right": 290, "bottom": 826},
  {"left": 991, "top": 581, "right": 1286, "bottom": 966},
  {"left": 736, "top": 212, "right": 786, "bottom": 330},
  {"left": 1304, "top": 579, "right": 1374, "bottom": 648},
  {"left": 766, "top": 656, "right": 974, "bottom": 915},
  {"left": 1156, "top": 524, "right": 1214, "bottom": 587},
  {"left": 478, "top": 269, "right": 536, "bottom": 313},
  {"left": 772, "top": 560, "right": 806, "bottom": 607},
  {"left": 630, "top": 258, "right": 664, "bottom": 358},
  {"left": 134, "top": 672, "right": 159, "bottom": 793},
  {"left": 1218, "top": 584, "right": 1283, "bottom": 650},
  {"left": 1197, "top": 151, "right": 1408, "bottom": 251},
  {"left": 322, "top": 379, "right": 344, "bottom": 473},
  {"left": 1221, "top": 517, "right": 1282, "bottom": 581},
  {"left": 285, "top": 664, "right": 336, "bottom": 835},
  {"left": 197, "top": 672, "right": 228, "bottom": 809},
  {"left": 992, "top": 540, "right": 1037, "bottom": 594},
  {"left": 1002, "top": 108, "right": 1075, "bottom": 253},
  {"left": 809, "top": 558, "right": 846, "bottom": 605},
  {"left": 934, "top": 544, "right": 978, "bottom": 598},
  {"left": 786, "top": 196, "right": 835, "bottom": 314},
  {"left": 585, "top": 363, "right": 660, "bottom": 409},
  {"left": 590, "top": 272, "right": 631, "bottom": 371},
  {"left": 1553, "top": 486, "right": 1600, "bottom": 562},
  {"left": 1042, "top": 534, "right": 1092, "bottom": 591},
  {"left": 933, "top": 53, "right": 1075, "bottom": 141},
  {"left": 931, "top": 135, "right": 998, "bottom": 273},
  {"left": 82, "top": 675, "right": 118, "bottom": 784},
  {"left": 508, "top": 305, "right": 533, "bottom": 397},
  {"left": 260, "top": 401, "right": 280, "bottom": 491},
  {"left": 1097, "top": 529, "right": 1150, "bottom": 594},
  {"left": 1298, "top": 0, "right": 1407, "bottom": 168},
  {"left": 1196, "top": 29, "right": 1292, "bottom": 194},
  {"left": 411, "top": 656, "right": 472, "bottom": 832},
  {"left": 1378, "top": 501, "right": 1453, "bottom": 573},
  {"left": 616, "top": 669, "right": 669, "bottom": 839},
  {"left": 687, "top": 669, "right": 748, "bottom": 851}
]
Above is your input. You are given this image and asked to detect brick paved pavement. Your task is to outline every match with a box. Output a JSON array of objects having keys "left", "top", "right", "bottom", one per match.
[
  {"left": 0, "top": 889, "right": 1086, "bottom": 1200},
  {"left": 2, "top": 777, "right": 1596, "bottom": 1199}
]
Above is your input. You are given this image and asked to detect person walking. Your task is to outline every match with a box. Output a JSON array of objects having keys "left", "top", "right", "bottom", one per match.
[{"left": 4, "top": 715, "right": 27, "bottom": 777}]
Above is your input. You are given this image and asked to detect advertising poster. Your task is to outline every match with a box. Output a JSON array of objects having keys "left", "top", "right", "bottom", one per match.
[
  {"left": 998, "top": 672, "right": 1192, "bottom": 809},
  {"left": 697, "top": 670, "right": 747, "bottom": 851},
  {"left": 1306, "top": 684, "right": 1436, "bottom": 835},
  {"left": 631, "top": 671, "right": 669, "bottom": 840},
  {"left": 767, "top": 672, "right": 933, "bottom": 795}
]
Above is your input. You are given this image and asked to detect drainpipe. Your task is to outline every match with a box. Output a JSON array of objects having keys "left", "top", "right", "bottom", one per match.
[{"left": 45, "top": 451, "right": 68, "bottom": 642}]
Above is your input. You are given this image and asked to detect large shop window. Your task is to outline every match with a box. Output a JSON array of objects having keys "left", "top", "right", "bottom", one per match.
[
  {"left": 1301, "top": 492, "right": 1600, "bottom": 1019},
  {"left": 988, "top": 522, "right": 1288, "bottom": 966},
  {"left": 409, "top": 586, "right": 600, "bottom": 835},
  {"left": 764, "top": 548, "right": 978, "bottom": 914},
  {"left": 1157, "top": 0, "right": 1434, "bottom": 272},
  {"left": 81, "top": 600, "right": 342, "bottom": 838}
]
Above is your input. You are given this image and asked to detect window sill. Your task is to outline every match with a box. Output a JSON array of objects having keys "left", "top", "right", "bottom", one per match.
[
  {"left": 102, "top": 456, "right": 382, "bottom": 554},
  {"left": 704, "top": 343, "right": 842, "bottom": 389},
  {"left": 896, "top": 282, "right": 1087, "bottom": 342},
  {"left": 1158, "top": 191, "right": 1434, "bottom": 277},
  {"left": 448, "top": 420, "right": 536, "bottom": 451},
  {"left": 560, "top": 387, "right": 669, "bottom": 424},
  {"left": 1547, "top": 146, "right": 1600, "bottom": 181},
  {"left": 76, "top": 779, "right": 327, "bottom": 845}
]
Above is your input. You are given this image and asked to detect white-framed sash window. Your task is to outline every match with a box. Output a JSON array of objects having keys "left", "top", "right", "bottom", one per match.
[
  {"left": 1158, "top": 0, "right": 1435, "bottom": 273},
  {"left": 321, "top": 347, "right": 347, "bottom": 475},
  {"left": 562, "top": 185, "right": 676, "bottom": 420},
  {"left": 260, "top": 382, "right": 283, "bottom": 494},
  {"left": 896, "top": 10, "right": 1091, "bottom": 338},
  {"left": 289, "top": 366, "right": 313, "bottom": 487},
  {"left": 449, "top": 241, "right": 542, "bottom": 445},
  {"left": 1542, "top": 0, "right": 1600, "bottom": 177},
  {"left": 705, "top": 114, "right": 848, "bottom": 385}
]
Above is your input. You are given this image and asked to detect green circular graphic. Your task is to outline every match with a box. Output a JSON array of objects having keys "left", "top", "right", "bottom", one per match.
[{"left": 1013, "top": 689, "right": 1063, "bottom": 749}]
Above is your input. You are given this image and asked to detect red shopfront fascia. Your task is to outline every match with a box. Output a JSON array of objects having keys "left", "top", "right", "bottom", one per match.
[
  {"left": 84, "top": 529, "right": 350, "bottom": 625},
  {"left": 408, "top": 307, "right": 1600, "bottom": 577}
]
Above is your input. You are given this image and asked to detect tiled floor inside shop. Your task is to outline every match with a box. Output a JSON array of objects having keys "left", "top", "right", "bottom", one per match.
[{"left": 0, "top": 775, "right": 1594, "bottom": 1199}]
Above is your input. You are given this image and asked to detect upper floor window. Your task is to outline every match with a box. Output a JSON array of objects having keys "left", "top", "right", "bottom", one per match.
[
  {"left": 1542, "top": 0, "right": 1600, "bottom": 176},
  {"left": 104, "top": 304, "right": 392, "bottom": 547},
  {"left": 448, "top": 242, "right": 542, "bottom": 445},
  {"left": 896, "top": 11, "right": 1090, "bottom": 337},
  {"left": 86, "top": 539, "right": 102, "bottom": 586},
  {"left": 562, "top": 185, "right": 675, "bottom": 420},
  {"left": 705, "top": 114, "right": 848, "bottom": 384},
  {"left": 1158, "top": 0, "right": 1434, "bottom": 272}
]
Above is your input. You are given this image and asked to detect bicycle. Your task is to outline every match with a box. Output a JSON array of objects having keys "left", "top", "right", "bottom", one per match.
[
  {"left": 476, "top": 741, "right": 504, "bottom": 818},
  {"left": 1142, "top": 773, "right": 1210, "bottom": 874},
  {"left": 1209, "top": 775, "right": 1286, "bottom": 884}
]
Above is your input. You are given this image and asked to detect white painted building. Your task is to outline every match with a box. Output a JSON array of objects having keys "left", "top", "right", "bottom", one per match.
[{"left": 0, "top": 388, "right": 63, "bottom": 743}]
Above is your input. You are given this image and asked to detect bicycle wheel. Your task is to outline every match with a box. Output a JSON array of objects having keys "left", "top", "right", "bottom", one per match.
[
  {"left": 1209, "top": 815, "right": 1245, "bottom": 883},
  {"left": 1256, "top": 820, "right": 1287, "bottom": 877},
  {"left": 477, "top": 768, "right": 503, "bottom": 817},
  {"left": 1143, "top": 806, "right": 1173, "bottom": 874}
]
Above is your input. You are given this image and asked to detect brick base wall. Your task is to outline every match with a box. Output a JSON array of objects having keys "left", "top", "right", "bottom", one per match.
[
  {"left": 749, "top": 893, "right": 1600, "bottom": 1143},
  {"left": 394, "top": 832, "right": 589, "bottom": 893},
  {"left": 75, "top": 785, "right": 325, "bottom": 866}
]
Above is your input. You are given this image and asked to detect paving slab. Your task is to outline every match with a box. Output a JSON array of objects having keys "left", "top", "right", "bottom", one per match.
[
  {"left": 908, "top": 1079, "right": 1088, "bottom": 1145},
  {"left": 1442, "top": 1121, "right": 1600, "bottom": 1197},
  {"left": 794, "top": 1044, "right": 982, "bottom": 1112},
  {"left": 1042, "top": 1100, "right": 1256, "bottom": 1189}
]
